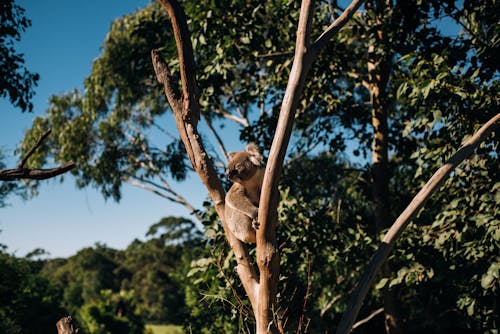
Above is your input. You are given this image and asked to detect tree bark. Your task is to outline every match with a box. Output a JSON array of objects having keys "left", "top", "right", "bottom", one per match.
[
  {"left": 56, "top": 317, "right": 78, "bottom": 334},
  {"left": 0, "top": 129, "right": 76, "bottom": 181},
  {"left": 257, "top": 0, "right": 364, "bottom": 331},
  {"left": 368, "top": 46, "right": 404, "bottom": 334},
  {"left": 367, "top": 1, "right": 404, "bottom": 332},
  {"left": 153, "top": 0, "right": 259, "bottom": 317},
  {"left": 336, "top": 112, "right": 500, "bottom": 334}
]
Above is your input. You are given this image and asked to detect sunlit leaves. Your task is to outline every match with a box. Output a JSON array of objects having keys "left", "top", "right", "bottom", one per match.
[{"left": 0, "top": 0, "right": 39, "bottom": 112}]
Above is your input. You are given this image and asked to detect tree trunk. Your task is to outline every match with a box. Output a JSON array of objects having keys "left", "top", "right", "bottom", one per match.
[
  {"left": 56, "top": 317, "right": 78, "bottom": 334},
  {"left": 367, "top": 3, "right": 405, "bottom": 331}
]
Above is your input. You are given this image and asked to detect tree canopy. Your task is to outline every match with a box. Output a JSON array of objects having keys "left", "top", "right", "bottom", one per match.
[
  {"left": 13, "top": 0, "right": 500, "bottom": 333},
  {"left": 0, "top": 0, "right": 39, "bottom": 112}
]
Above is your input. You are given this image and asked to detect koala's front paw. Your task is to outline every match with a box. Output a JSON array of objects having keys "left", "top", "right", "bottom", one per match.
[{"left": 252, "top": 218, "right": 260, "bottom": 230}]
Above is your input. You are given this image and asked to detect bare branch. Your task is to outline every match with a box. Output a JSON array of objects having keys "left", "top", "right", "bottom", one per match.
[
  {"left": 124, "top": 176, "right": 202, "bottom": 221},
  {"left": 256, "top": 1, "right": 364, "bottom": 331},
  {"left": 202, "top": 114, "right": 230, "bottom": 164},
  {"left": 0, "top": 162, "right": 76, "bottom": 181},
  {"left": 255, "top": 1, "right": 316, "bottom": 332},
  {"left": 158, "top": 0, "right": 200, "bottom": 127},
  {"left": 336, "top": 112, "right": 500, "bottom": 334},
  {"left": 0, "top": 129, "right": 76, "bottom": 181},
  {"left": 311, "top": 0, "right": 364, "bottom": 56},
  {"left": 213, "top": 107, "right": 249, "bottom": 126},
  {"left": 352, "top": 308, "right": 384, "bottom": 330},
  {"left": 153, "top": 0, "right": 259, "bottom": 315},
  {"left": 151, "top": 49, "right": 182, "bottom": 112},
  {"left": 18, "top": 128, "right": 51, "bottom": 168}
]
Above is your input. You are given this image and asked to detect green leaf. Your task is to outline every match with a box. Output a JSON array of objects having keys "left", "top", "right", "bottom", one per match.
[
  {"left": 240, "top": 36, "right": 251, "bottom": 44},
  {"left": 467, "top": 300, "right": 475, "bottom": 316},
  {"left": 375, "top": 278, "right": 389, "bottom": 289}
]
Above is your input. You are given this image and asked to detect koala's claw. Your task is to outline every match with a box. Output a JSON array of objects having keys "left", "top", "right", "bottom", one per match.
[{"left": 252, "top": 219, "right": 260, "bottom": 230}]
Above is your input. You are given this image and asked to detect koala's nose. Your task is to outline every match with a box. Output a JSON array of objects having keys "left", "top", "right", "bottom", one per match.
[{"left": 226, "top": 169, "right": 235, "bottom": 179}]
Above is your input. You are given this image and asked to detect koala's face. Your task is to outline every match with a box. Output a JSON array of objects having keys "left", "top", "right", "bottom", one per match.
[
  {"left": 226, "top": 151, "right": 257, "bottom": 182},
  {"left": 226, "top": 143, "right": 263, "bottom": 183}
]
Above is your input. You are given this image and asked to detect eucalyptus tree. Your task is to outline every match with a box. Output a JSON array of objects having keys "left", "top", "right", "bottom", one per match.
[{"left": 19, "top": 0, "right": 499, "bottom": 333}]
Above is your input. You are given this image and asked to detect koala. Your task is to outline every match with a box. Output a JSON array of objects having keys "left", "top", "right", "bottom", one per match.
[{"left": 225, "top": 143, "right": 265, "bottom": 243}]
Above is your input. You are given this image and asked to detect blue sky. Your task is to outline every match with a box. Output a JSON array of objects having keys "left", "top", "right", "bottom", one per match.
[
  {"left": 0, "top": 0, "right": 209, "bottom": 258},
  {"left": 0, "top": 1, "right": 463, "bottom": 259}
]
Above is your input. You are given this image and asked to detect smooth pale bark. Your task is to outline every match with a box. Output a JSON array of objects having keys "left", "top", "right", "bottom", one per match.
[
  {"left": 336, "top": 112, "right": 500, "bottom": 334},
  {"left": 255, "top": 0, "right": 364, "bottom": 331}
]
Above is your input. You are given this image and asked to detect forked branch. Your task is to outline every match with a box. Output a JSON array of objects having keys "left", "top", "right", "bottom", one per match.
[
  {"left": 152, "top": 0, "right": 364, "bottom": 332},
  {"left": 152, "top": 0, "right": 259, "bottom": 316},
  {"left": 255, "top": 0, "right": 364, "bottom": 332},
  {"left": 0, "top": 129, "right": 76, "bottom": 181},
  {"left": 336, "top": 112, "right": 500, "bottom": 334}
]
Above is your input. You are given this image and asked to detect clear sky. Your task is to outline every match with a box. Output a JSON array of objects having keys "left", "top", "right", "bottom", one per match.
[
  {"left": 0, "top": 1, "right": 463, "bottom": 259},
  {"left": 0, "top": 0, "right": 209, "bottom": 258}
]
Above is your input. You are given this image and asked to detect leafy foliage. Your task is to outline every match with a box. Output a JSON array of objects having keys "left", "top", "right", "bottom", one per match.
[
  {"left": 0, "top": 0, "right": 39, "bottom": 112},
  {"left": 0, "top": 250, "right": 64, "bottom": 334},
  {"left": 0, "top": 150, "right": 26, "bottom": 208},
  {"left": 78, "top": 289, "right": 144, "bottom": 334},
  {"left": 11, "top": 0, "right": 500, "bottom": 333}
]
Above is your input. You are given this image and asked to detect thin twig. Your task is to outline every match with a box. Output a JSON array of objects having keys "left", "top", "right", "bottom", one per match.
[
  {"left": 296, "top": 251, "right": 312, "bottom": 334},
  {"left": 1, "top": 128, "right": 76, "bottom": 181},
  {"left": 213, "top": 107, "right": 249, "bottom": 126},
  {"left": 202, "top": 114, "right": 230, "bottom": 164},
  {"left": 18, "top": 128, "right": 52, "bottom": 169},
  {"left": 351, "top": 307, "right": 384, "bottom": 329}
]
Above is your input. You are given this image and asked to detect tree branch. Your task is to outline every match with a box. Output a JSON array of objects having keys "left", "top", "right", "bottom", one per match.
[
  {"left": 336, "top": 112, "right": 500, "bottom": 334},
  {"left": 56, "top": 316, "right": 79, "bottom": 334},
  {"left": 257, "top": 1, "right": 364, "bottom": 331},
  {"left": 123, "top": 176, "right": 203, "bottom": 222},
  {"left": 256, "top": 3, "right": 316, "bottom": 330},
  {"left": 0, "top": 162, "right": 76, "bottom": 181},
  {"left": 351, "top": 307, "right": 384, "bottom": 330},
  {"left": 0, "top": 129, "right": 76, "bottom": 181},
  {"left": 311, "top": 0, "right": 364, "bottom": 56},
  {"left": 202, "top": 114, "right": 230, "bottom": 164},
  {"left": 153, "top": 0, "right": 259, "bottom": 317},
  {"left": 211, "top": 106, "right": 249, "bottom": 126},
  {"left": 157, "top": 0, "right": 200, "bottom": 127},
  {"left": 17, "top": 129, "right": 52, "bottom": 168}
]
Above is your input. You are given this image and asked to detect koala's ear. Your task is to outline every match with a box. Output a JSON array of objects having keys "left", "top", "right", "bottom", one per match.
[{"left": 245, "top": 143, "right": 263, "bottom": 166}]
